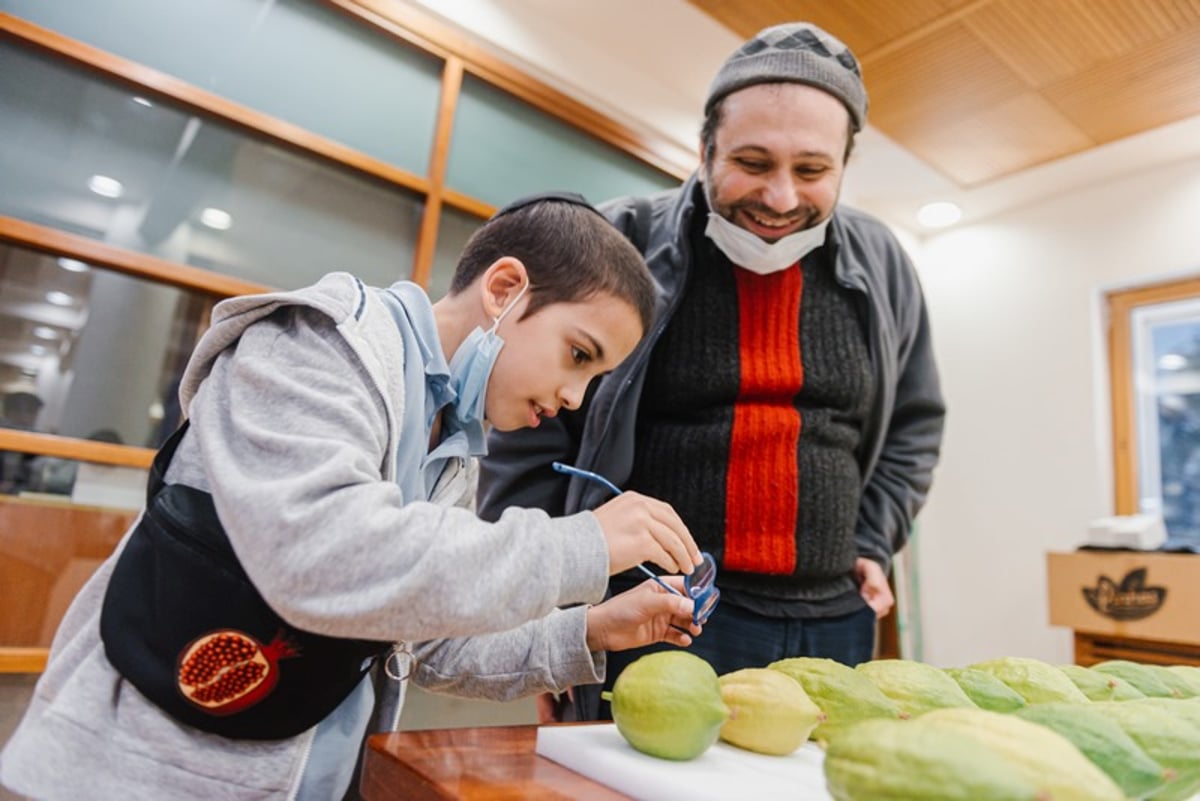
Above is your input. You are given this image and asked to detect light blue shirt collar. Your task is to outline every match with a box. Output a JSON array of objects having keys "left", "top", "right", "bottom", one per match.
[{"left": 374, "top": 282, "right": 486, "bottom": 500}]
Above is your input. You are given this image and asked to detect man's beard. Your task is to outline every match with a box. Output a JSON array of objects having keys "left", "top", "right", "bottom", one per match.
[{"left": 703, "top": 168, "right": 823, "bottom": 243}]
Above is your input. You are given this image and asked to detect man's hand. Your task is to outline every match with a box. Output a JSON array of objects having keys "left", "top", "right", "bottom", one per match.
[
  {"left": 592, "top": 492, "right": 702, "bottom": 576},
  {"left": 585, "top": 577, "right": 700, "bottom": 652},
  {"left": 854, "top": 557, "right": 894, "bottom": 619}
]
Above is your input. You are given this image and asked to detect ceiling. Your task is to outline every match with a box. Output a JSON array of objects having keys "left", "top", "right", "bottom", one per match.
[
  {"left": 689, "top": 0, "right": 1200, "bottom": 188},
  {"left": 398, "top": 0, "right": 1200, "bottom": 234}
]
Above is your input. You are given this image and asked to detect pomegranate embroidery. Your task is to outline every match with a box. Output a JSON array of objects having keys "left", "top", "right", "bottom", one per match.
[{"left": 177, "top": 629, "right": 298, "bottom": 715}]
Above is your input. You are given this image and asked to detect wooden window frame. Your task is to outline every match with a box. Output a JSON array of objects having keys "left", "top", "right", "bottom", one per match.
[
  {"left": 0, "top": 216, "right": 270, "bottom": 468},
  {"left": 0, "top": 6, "right": 693, "bottom": 291},
  {"left": 1108, "top": 274, "right": 1200, "bottom": 514},
  {"left": 0, "top": 7, "right": 691, "bottom": 469},
  {"left": 325, "top": 0, "right": 696, "bottom": 182}
]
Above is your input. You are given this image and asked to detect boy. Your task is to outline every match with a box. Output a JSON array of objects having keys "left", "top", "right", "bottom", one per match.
[{"left": 0, "top": 193, "right": 701, "bottom": 800}]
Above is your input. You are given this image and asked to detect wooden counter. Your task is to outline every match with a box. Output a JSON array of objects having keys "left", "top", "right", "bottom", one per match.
[{"left": 361, "top": 724, "right": 628, "bottom": 800}]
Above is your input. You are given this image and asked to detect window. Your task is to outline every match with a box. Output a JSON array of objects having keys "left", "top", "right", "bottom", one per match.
[
  {"left": 0, "top": 0, "right": 689, "bottom": 670},
  {"left": 0, "top": 40, "right": 422, "bottom": 290},
  {"left": 0, "top": 244, "right": 220, "bottom": 450},
  {"left": 1, "top": 0, "right": 444, "bottom": 174},
  {"left": 1109, "top": 276, "right": 1200, "bottom": 550},
  {"left": 447, "top": 74, "right": 680, "bottom": 207}
]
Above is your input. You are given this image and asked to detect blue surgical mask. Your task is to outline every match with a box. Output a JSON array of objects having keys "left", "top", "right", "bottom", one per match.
[{"left": 447, "top": 279, "right": 529, "bottom": 428}]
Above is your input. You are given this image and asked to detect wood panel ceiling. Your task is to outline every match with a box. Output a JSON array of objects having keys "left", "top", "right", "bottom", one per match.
[{"left": 689, "top": 0, "right": 1200, "bottom": 187}]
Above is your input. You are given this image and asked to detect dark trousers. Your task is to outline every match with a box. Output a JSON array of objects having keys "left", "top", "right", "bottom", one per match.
[{"left": 590, "top": 601, "right": 877, "bottom": 720}]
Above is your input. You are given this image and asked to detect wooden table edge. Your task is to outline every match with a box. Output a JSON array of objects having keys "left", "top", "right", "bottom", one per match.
[{"left": 362, "top": 723, "right": 631, "bottom": 800}]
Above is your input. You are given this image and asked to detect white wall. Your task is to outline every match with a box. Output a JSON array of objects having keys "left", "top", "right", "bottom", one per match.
[{"left": 914, "top": 159, "right": 1200, "bottom": 667}]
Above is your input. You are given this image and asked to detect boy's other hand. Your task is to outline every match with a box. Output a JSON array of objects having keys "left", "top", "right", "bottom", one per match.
[
  {"left": 592, "top": 492, "right": 702, "bottom": 576},
  {"left": 585, "top": 578, "right": 699, "bottom": 652}
]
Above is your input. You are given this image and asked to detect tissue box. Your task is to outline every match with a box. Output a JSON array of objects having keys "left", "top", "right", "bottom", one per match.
[{"left": 1084, "top": 514, "right": 1166, "bottom": 550}]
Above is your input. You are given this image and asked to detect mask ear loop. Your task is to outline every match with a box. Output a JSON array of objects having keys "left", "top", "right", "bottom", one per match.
[{"left": 488, "top": 272, "right": 530, "bottom": 333}]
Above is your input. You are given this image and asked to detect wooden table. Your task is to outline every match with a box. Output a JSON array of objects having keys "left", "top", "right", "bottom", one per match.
[{"left": 362, "top": 724, "right": 629, "bottom": 800}]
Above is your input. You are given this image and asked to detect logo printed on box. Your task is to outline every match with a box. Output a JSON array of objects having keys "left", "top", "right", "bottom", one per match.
[{"left": 1081, "top": 568, "right": 1167, "bottom": 621}]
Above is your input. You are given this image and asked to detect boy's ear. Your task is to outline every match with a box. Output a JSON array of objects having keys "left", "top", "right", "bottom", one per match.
[{"left": 479, "top": 257, "right": 529, "bottom": 318}]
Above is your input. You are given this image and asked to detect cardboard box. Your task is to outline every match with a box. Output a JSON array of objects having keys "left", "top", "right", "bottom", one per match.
[{"left": 1047, "top": 550, "right": 1200, "bottom": 646}]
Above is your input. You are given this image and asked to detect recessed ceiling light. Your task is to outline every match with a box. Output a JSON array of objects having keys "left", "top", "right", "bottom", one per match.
[
  {"left": 30, "top": 344, "right": 49, "bottom": 356},
  {"left": 88, "top": 174, "right": 124, "bottom": 198},
  {"left": 33, "top": 326, "right": 58, "bottom": 339},
  {"left": 46, "top": 290, "right": 74, "bottom": 306},
  {"left": 132, "top": 96, "right": 153, "bottom": 107},
  {"left": 56, "top": 257, "right": 90, "bottom": 272},
  {"left": 1158, "top": 353, "right": 1187, "bottom": 371},
  {"left": 917, "top": 201, "right": 962, "bottom": 228},
  {"left": 200, "top": 207, "right": 233, "bottom": 230}
]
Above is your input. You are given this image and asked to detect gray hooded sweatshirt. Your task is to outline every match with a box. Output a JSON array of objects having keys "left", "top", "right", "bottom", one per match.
[{"left": 0, "top": 272, "right": 607, "bottom": 800}]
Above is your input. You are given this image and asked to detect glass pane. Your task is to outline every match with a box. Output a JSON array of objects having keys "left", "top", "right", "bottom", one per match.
[
  {"left": 0, "top": 244, "right": 208, "bottom": 455},
  {"left": 0, "top": 0, "right": 442, "bottom": 174},
  {"left": 428, "top": 206, "right": 486, "bottom": 302},
  {"left": 0, "top": 40, "right": 421, "bottom": 289},
  {"left": 1131, "top": 298, "right": 1200, "bottom": 549},
  {"left": 448, "top": 75, "right": 679, "bottom": 208},
  {"left": 0, "top": 453, "right": 147, "bottom": 509}
]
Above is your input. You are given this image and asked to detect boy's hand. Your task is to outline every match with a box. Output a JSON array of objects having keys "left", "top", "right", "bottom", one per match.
[
  {"left": 592, "top": 491, "right": 702, "bottom": 576},
  {"left": 585, "top": 578, "right": 700, "bottom": 652}
]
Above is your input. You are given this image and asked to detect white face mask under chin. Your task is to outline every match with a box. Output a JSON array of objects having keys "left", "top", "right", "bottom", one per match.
[{"left": 705, "top": 210, "right": 831, "bottom": 275}]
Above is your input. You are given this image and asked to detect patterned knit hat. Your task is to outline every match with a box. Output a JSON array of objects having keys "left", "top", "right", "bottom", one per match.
[{"left": 705, "top": 22, "right": 867, "bottom": 131}]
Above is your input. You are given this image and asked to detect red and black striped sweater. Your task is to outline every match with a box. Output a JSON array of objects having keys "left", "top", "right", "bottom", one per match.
[{"left": 625, "top": 235, "right": 876, "bottom": 616}]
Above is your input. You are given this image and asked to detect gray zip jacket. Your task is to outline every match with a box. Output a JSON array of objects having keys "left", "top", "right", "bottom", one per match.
[
  {"left": 479, "top": 175, "right": 945, "bottom": 573},
  {"left": 0, "top": 273, "right": 607, "bottom": 800}
]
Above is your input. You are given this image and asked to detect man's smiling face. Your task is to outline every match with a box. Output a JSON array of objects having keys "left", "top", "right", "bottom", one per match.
[{"left": 703, "top": 82, "right": 850, "bottom": 243}]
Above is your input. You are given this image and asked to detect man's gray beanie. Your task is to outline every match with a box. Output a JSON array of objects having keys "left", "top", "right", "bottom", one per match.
[{"left": 705, "top": 22, "right": 867, "bottom": 131}]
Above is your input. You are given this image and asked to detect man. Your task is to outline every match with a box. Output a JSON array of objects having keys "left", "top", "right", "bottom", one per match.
[
  {"left": 1, "top": 390, "right": 43, "bottom": 431},
  {"left": 0, "top": 390, "right": 44, "bottom": 493},
  {"left": 478, "top": 23, "right": 945, "bottom": 720}
]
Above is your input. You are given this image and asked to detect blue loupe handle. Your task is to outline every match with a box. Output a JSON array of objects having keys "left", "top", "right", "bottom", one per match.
[{"left": 551, "top": 461, "right": 685, "bottom": 599}]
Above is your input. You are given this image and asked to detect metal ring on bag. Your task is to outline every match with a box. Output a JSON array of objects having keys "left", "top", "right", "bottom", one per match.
[{"left": 384, "top": 643, "right": 415, "bottom": 682}]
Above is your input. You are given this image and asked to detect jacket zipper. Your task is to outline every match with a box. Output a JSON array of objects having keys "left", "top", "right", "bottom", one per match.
[{"left": 284, "top": 728, "right": 318, "bottom": 801}]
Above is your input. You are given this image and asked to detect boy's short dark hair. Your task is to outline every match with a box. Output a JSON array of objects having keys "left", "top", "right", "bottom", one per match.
[{"left": 449, "top": 199, "right": 656, "bottom": 332}]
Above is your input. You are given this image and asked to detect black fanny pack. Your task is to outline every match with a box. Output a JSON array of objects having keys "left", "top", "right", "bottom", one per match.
[{"left": 100, "top": 422, "right": 388, "bottom": 740}]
